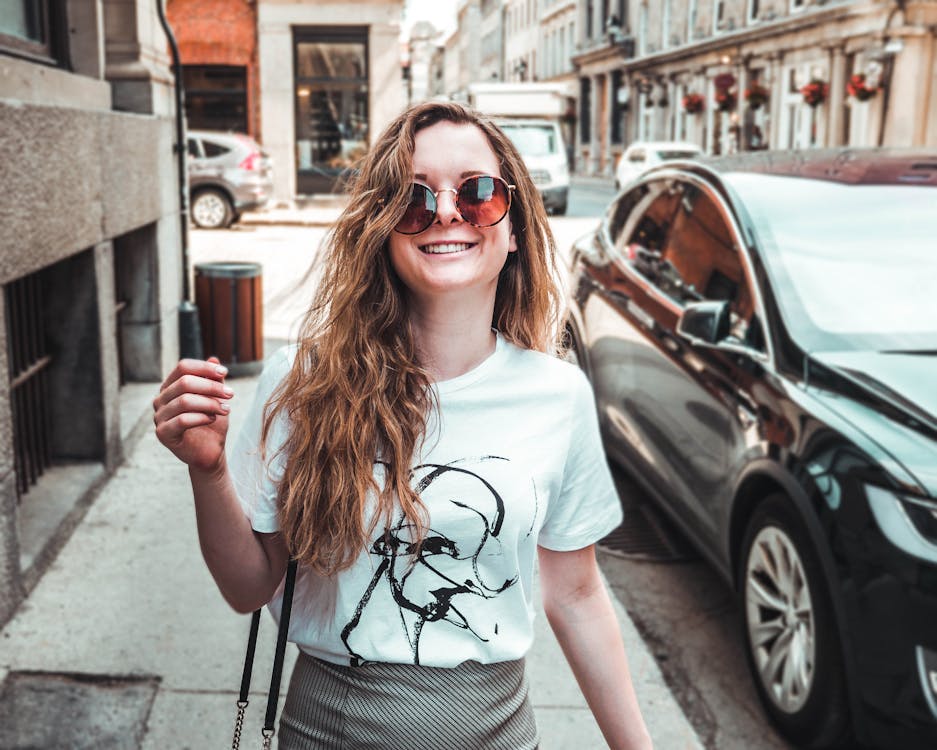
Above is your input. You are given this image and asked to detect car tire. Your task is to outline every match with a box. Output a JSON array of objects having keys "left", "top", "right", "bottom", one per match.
[
  {"left": 553, "top": 202, "right": 568, "bottom": 216},
  {"left": 191, "top": 188, "right": 234, "bottom": 229},
  {"left": 738, "top": 495, "right": 852, "bottom": 749}
]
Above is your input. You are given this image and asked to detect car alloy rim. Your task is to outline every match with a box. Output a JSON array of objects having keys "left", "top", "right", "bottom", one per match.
[
  {"left": 745, "top": 526, "right": 816, "bottom": 714},
  {"left": 193, "top": 194, "right": 226, "bottom": 227}
]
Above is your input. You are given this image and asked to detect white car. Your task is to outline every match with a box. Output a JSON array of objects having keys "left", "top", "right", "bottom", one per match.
[{"left": 615, "top": 141, "right": 702, "bottom": 190}]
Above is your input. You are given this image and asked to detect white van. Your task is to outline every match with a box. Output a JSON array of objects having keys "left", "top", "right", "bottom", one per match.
[{"left": 497, "top": 119, "right": 570, "bottom": 216}]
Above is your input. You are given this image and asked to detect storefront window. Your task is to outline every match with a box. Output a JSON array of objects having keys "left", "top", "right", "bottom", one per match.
[
  {"left": 294, "top": 29, "right": 369, "bottom": 194},
  {"left": 183, "top": 66, "right": 248, "bottom": 134}
]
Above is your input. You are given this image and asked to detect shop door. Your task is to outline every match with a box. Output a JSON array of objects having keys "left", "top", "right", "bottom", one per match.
[{"left": 294, "top": 28, "right": 369, "bottom": 195}]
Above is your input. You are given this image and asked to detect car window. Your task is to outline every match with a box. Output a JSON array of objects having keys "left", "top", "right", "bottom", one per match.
[
  {"left": 656, "top": 149, "right": 699, "bottom": 160},
  {"left": 499, "top": 124, "right": 558, "bottom": 157},
  {"left": 661, "top": 182, "right": 763, "bottom": 349},
  {"left": 202, "top": 140, "right": 231, "bottom": 158},
  {"left": 606, "top": 183, "right": 650, "bottom": 246},
  {"left": 187, "top": 138, "right": 201, "bottom": 158},
  {"left": 620, "top": 180, "right": 681, "bottom": 282}
]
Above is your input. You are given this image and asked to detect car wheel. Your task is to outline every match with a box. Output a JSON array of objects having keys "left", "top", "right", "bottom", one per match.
[
  {"left": 739, "top": 495, "right": 851, "bottom": 748},
  {"left": 191, "top": 189, "right": 233, "bottom": 229},
  {"left": 553, "top": 202, "right": 568, "bottom": 216}
]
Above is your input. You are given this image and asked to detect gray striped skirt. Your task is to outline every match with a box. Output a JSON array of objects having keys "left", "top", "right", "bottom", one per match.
[{"left": 277, "top": 650, "right": 540, "bottom": 749}]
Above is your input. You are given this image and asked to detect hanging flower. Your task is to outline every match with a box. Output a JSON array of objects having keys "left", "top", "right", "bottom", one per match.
[
  {"left": 846, "top": 73, "right": 878, "bottom": 102},
  {"left": 745, "top": 83, "right": 770, "bottom": 110},
  {"left": 714, "top": 88, "right": 737, "bottom": 112},
  {"left": 714, "top": 73, "right": 737, "bottom": 91},
  {"left": 682, "top": 92, "right": 704, "bottom": 114},
  {"left": 800, "top": 78, "right": 828, "bottom": 108}
]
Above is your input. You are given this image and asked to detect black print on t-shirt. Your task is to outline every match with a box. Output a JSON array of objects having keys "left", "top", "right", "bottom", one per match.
[{"left": 340, "top": 456, "right": 520, "bottom": 666}]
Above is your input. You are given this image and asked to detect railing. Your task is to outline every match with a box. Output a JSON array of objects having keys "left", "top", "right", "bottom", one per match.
[{"left": 5, "top": 272, "right": 52, "bottom": 498}]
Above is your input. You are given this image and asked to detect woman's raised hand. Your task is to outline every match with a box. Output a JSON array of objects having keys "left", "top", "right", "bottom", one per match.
[{"left": 153, "top": 356, "right": 234, "bottom": 474}]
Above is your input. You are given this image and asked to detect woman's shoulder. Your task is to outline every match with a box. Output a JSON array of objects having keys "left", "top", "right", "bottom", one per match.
[
  {"left": 500, "top": 339, "right": 591, "bottom": 394},
  {"left": 256, "top": 343, "right": 300, "bottom": 396}
]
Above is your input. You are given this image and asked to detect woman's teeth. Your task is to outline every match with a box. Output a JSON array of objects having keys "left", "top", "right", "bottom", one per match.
[{"left": 420, "top": 243, "right": 473, "bottom": 254}]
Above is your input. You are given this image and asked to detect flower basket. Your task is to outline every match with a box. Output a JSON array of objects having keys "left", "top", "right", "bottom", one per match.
[
  {"left": 745, "top": 83, "right": 770, "bottom": 110},
  {"left": 714, "top": 89, "right": 737, "bottom": 112},
  {"left": 846, "top": 73, "right": 878, "bottom": 102},
  {"left": 682, "top": 92, "right": 704, "bottom": 114},
  {"left": 800, "top": 78, "right": 828, "bottom": 108}
]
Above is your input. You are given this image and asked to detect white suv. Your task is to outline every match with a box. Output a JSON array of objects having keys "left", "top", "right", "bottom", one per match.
[{"left": 615, "top": 141, "right": 702, "bottom": 190}]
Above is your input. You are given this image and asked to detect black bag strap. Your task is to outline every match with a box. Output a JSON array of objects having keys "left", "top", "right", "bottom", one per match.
[{"left": 232, "top": 558, "right": 299, "bottom": 750}]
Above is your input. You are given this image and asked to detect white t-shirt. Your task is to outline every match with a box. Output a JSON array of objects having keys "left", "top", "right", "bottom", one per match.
[{"left": 229, "top": 333, "right": 622, "bottom": 668}]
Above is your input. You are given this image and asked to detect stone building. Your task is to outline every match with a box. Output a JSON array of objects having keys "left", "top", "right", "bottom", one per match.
[
  {"left": 575, "top": 0, "right": 937, "bottom": 176},
  {"left": 167, "top": 0, "right": 260, "bottom": 137},
  {"left": 0, "top": 0, "right": 183, "bottom": 625},
  {"left": 256, "top": 0, "right": 406, "bottom": 200}
]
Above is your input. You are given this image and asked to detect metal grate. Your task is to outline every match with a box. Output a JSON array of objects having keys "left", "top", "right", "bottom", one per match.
[
  {"left": 599, "top": 503, "right": 697, "bottom": 562},
  {"left": 5, "top": 272, "right": 52, "bottom": 499}
]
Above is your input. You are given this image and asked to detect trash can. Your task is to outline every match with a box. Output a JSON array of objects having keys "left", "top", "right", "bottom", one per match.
[{"left": 194, "top": 262, "right": 263, "bottom": 376}]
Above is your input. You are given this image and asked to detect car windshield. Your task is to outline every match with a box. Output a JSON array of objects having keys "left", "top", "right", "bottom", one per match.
[
  {"left": 500, "top": 125, "right": 557, "bottom": 157},
  {"left": 656, "top": 149, "right": 699, "bottom": 160},
  {"left": 728, "top": 173, "right": 937, "bottom": 352}
]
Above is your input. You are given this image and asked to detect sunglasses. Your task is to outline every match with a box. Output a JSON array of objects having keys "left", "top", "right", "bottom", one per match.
[{"left": 393, "top": 175, "right": 516, "bottom": 235}]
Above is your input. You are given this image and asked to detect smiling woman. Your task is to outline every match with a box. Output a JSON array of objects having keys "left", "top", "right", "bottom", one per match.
[{"left": 154, "top": 101, "right": 654, "bottom": 750}]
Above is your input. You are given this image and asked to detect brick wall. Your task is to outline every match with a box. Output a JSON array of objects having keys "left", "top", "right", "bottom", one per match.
[{"left": 167, "top": 0, "right": 261, "bottom": 140}]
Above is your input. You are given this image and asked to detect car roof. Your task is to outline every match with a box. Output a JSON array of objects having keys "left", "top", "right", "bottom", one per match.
[
  {"left": 626, "top": 140, "right": 701, "bottom": 151},
  {"left": 700, "top": 148, "right": 937, "bottom": 187}
]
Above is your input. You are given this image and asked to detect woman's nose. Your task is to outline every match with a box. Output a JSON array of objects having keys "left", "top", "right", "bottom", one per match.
[{"left": 434, "top": 188, "right": 462, "bottom": 225}]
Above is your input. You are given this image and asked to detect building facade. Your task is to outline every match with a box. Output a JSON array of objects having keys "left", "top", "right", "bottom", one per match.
[
  {"left": 167, "top": 0, "right": 260, "bottom": 137},
  {"left": 0, "top": 0, "right": 183, "bottom": 625},
  {"left": 256, "top": 0, "right": 406, "bottom": 200},
  {"left": 574, "top": 0, "right": 937, "bottom": 176}
]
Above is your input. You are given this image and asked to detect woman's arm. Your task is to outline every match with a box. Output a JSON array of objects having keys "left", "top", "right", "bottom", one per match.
[
  {"left": 154, "top": 357, "right": 288, "bottom": 612},
  {"left": 538, "top": 544, "right": 653, "bottom": 750},
  {"left": 188, "top": 459, "right": 289, "bottom": 613}
]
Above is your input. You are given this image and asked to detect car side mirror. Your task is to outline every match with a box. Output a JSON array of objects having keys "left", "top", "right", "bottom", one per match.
[{"left": 677, "top": 300, "right": 731, "bottom": 345}]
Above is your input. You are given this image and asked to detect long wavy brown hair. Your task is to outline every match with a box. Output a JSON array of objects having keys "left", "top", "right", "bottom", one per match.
[{"left": 262, "top": 101, "right": 560, "bottom": 575}]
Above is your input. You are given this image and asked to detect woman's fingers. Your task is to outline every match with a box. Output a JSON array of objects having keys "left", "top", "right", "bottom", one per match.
[
  {"left": 159, "top": 358, "right": 228, "bottom": 392},
  {"left": 154, "top": 368, "right": 233, "bottom": 413},
  {"left": 155, "top": 410, "right": 219, "bottom": 443},
  {"left": 155, "top": 392, "right": 230, "bottom": 425}
]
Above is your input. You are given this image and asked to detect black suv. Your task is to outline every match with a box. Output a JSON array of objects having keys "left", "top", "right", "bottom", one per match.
[{"left": 564, "top": 149, "right": 937, "bottom": 749}]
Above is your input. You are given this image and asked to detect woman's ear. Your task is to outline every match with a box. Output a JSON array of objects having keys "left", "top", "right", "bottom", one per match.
[{"left": 508, "top": 231, "right": 518, "bottom": 254}]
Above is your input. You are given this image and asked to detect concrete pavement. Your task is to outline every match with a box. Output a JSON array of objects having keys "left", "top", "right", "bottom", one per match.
[{"left": 0, "top": 365, "right": 703, "bottom": 748}]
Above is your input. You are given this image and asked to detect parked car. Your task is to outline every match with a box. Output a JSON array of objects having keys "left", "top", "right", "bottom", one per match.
[
  {"left": 498, "top": 119, "right": 570, "bottom": 215},
  {"left": 564, "top": 149, "right": 937, "bottom": 750},
  {"left": 614, "top": 140, "right": 701, "bottom": 190},
  {"left": 187, "top": 130, "right": 273, "bottom": 229}
]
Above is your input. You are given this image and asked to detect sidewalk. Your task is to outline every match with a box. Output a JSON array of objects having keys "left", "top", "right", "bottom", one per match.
[{"left": 0, "top": 376, "right": 702, "bottom": 749}]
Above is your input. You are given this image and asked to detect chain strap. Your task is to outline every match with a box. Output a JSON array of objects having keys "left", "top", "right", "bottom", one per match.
[
  {"left": 231, "top": 700, "right": 248, "bottom": 750},
  {"left": 230, "top": 560, "right": 298, "bottom": 749}
]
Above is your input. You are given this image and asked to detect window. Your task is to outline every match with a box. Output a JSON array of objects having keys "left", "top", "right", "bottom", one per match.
[
  {"left": 611, "top": 70, "right": 624, "bottom": 144},
  {"left": 652, "top": 182, "right": 761, "bottom": 347},
  {"left": 748, "top": 0, "right": 761, "bottom": 22},
  {"left": 687, "top": 0, "right": 698, "bottom": 41},
  {"left": 201, "top": 140, "right": 232, "bottom": 158},
  {"left": 662, "top": 0, "right": 671, "bottom": 49},
  {"left": 606, "top": 182, "right": 650, "bottom": 246},
  {"left": 183, "top": 66, "right": 249, "bottom": 134},
  {"left": 713, "top": 0, "right": 726, "bottom": 32},
  {"left": 0, "top": 0, "right": 63, "bottom": 63},
  {"left": 580, "top": 77, "right": 591, "bottom": 143}
]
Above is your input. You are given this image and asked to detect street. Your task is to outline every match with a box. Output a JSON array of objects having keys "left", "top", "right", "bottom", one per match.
[{"left": 190, "top": 178, "right": 790, "bottom": 750}]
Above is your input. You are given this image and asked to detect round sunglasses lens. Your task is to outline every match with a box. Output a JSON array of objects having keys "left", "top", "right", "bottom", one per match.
[
  {"left": 457, "top": 176, "right": 509, "bottom": 227},
  {"left": 395, "top": 184, "right": 435, "bottom": 234}
]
